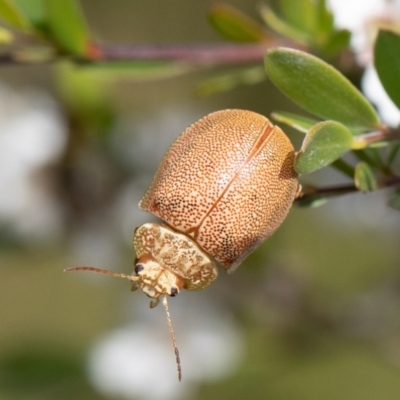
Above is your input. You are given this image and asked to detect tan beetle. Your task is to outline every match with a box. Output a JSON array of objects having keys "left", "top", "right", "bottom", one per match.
[{"left": 65, "top": 109, "right": 299, "bottom": 380}]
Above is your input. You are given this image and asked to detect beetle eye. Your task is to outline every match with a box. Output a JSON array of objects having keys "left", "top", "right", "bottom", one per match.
[
  {"left": 135, "top": 264, "right": 144, "bottom": 274},
  {"left": 170, "top": 287, "right": 178, "bottom": 297}
]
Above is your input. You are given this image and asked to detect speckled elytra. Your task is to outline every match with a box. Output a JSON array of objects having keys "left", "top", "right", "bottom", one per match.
[{"left": 65, "top": 109, "right": 299, "bottom": 381}]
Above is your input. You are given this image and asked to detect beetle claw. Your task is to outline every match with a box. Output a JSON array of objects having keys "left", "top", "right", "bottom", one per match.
[{"left": 150, "top": 297, "right": 160, "bottom": 308}]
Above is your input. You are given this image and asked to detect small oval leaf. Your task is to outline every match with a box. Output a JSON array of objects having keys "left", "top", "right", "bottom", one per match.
[
  {"left": 295, "top": 120, "right": 354, "bottom": 174},
  {"left": 45, "top": 0, "right": 90, "bottom": 55},
  {"left": 265, "top": 48, "right": 380, "bottom": 130},
  {"left": 374, "top": 30, "right": 400, "bottom": 110},
  {"left": 354, "top": 162, "right": 378, "bottom": 192},
  {"left": 208, "top": 3, "right": 269, "bottom": 43},
  {"left": 271, "top": 111, "right": 318, "bottom": 133}
]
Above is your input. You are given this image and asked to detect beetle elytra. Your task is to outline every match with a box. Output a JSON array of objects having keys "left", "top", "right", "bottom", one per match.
[{"left": 65, "top": 109, "right": 299, "bottom": 380}]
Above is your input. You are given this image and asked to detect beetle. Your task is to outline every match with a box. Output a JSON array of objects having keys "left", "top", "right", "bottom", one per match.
[{"left": 65, "top": 109, "right": 300, "bottom": 380}]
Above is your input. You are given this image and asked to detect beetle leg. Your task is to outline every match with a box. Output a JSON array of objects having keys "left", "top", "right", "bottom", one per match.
[
  {"left": 150, "top": 297, "right": 160, "bottom": 308},
  {"left": 131, "top": 281, "right": 140, "bottom": 292},
  {"left": 295, "top": 183, "right": 303, "bottom": 199}
]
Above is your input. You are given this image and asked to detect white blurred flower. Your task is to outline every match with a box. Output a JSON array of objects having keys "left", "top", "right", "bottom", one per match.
[
  {"left": 328, "top": 0, "right": 400, "bottom": 63},
  {"left": 111, "top": 175, "right": 155, "bottom": 248},
  {"left": 328, "top": 0, "right": 386, "bottom": 62},
  {"left": 87, "top": 294, "right": 244, "bottom": 400},
  {"left": 327, "top": 0, "right": 400, "bottom": 126},
  {"left": 0, "top": 82, "right": 67, "bottom": 241},
  {"left": 111, "top": 106, "right": 205, "bottom": 172},
  {"left": 69, "top": 218, "right": 124, "bottom": 272}
]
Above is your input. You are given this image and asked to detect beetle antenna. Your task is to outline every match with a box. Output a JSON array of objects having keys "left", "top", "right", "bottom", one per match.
[
  {"left": 64, "top": 266, "right": 139, "bottom": 282},
  {"left": 162, "top": 295, "right": 182, "bottom": 381}
]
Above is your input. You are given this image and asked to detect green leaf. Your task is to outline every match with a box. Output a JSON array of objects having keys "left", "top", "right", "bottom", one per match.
[
  {"left": 208, "top": 3, "right": 269, "bottom": 43},
  {"left": 295, "top": 121, "right": 354, "bottom": 174},
  {"left": 374, "top": 30, "right": 400, "bottom": 110},
  {"left": 271, "top": 111, "right": 318, "bottom": 134},
  {"left": 331, "top": 159, "right": 355, "bottom": 179},
  {"left": 323, "top": 29, "right": 351, "bottom": 55},
  {"left": 44, "top": 0, "right": 90, "bottom": 55},
  {"left": 368, "top": 141, "right": 390, "bottom": 148},
  {"left": 14, "top": 0, "right": 45, "bottom": 28},
  {"left": 316, "top": 0, "right": 334, "bottom": 34},
  {"left": 354, "top": 162, "right": 378, "bottom": 192},
  {"left": 56, "top": 62, "right": 109, "bottom": 119},
  {"left": 197, "top": 66, "right": 265, "bottom": 96},
  {"left": 82, "top": 61, "right": 192, "bottom": 80},
  {"left": 259, "top": 5, "right": 310, "bottom": 45},
  {"left": 362, "top": 147, "right": 384, "bottom": 169},
  {"left": 265, "top": 48, "right": 380, "bottom": 130},
  {"left": 278, "top": 0, "right": 316, "bottom": 35},
  {"left": 0, "top": 0, "right": 31, "bottom": 30},
  {"left": 352, "top": 149, "right": 379, "bottom": 170}
]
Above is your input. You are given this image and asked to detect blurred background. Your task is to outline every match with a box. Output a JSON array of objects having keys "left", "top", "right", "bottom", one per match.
[{"left": 1, "top": 0, "right": 400, "bottom": 399}]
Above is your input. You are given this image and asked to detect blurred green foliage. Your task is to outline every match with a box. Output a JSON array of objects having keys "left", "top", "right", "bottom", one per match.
[
  {"left": 208, "top": 3, "right": 270, "bottom": 43},
  {"left": 375, "top": 30, "right": 400, "bottom": 110}
]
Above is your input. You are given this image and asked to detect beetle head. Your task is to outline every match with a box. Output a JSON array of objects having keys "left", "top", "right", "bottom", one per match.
[{"left": 132, "top": 253, "right": 184, "bottom": 308}]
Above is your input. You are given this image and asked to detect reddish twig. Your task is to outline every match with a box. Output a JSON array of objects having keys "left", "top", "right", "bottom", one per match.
[
  {"left": 296, "top": 176, "right": 400, "bottom": 203},
  {"left": 87, "top": 39, "right": 297, "bottom": 65}
]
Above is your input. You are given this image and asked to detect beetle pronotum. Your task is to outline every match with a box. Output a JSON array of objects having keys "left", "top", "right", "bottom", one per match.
[{"left": 65, "top": 109, "right": 299, "bottom": 381}]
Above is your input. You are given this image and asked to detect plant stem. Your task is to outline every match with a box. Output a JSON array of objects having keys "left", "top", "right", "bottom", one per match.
[
  {"left": 0, "top": 39, "right": 298, "bottom": 66},
  {"left": 297, "top": 175, "right": 400, "bottom": 203},
  {"left": 354, "top": 125, "right": 400, "bottom": 146},
  {"left": 86, "top": 40, "right": 294, "bottom": 65}
]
